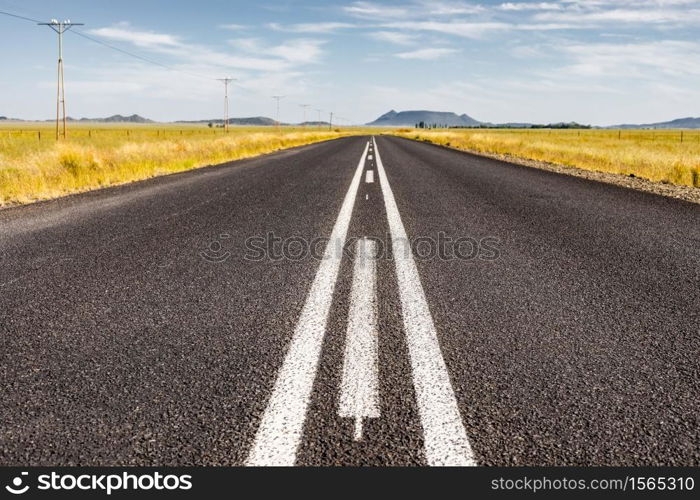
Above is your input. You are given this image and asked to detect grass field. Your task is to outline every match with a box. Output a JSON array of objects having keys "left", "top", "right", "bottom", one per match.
[
  {"left": 0, "top": 124, "right": 360, "bottom": 206},
  {"left": 1, "top": 124, "right": 699, "bottom": 207},
  {"left": 394, "top": 128, "right": 700, "bottom": 189}
]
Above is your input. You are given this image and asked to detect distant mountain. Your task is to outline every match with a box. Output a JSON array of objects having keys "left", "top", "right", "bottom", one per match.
[
  {"left": 60, "top": 114, "right": 154, "bottom": 123},
  {"left": 367, "top": 110, "right": 480, "bottom": 127},
  {"left": 175, "top": 117, "right": 278, "bottom": 126},
  {"left": 608, "top": 117, "right": 700, "bottom": 129}
]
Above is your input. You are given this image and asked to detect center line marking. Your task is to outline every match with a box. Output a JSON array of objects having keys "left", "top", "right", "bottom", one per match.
[
  {"left": 339, "top": 238, "right": 379, "bottom": 441},
  {"left": 372, "top": 136, "right": 477, "bottom": 466},
  {"left": 246, "top": 141, "right": 369, "bottom": 466},
  {"left": 365, "top": 170, "right": 374, "bottom": 183}
]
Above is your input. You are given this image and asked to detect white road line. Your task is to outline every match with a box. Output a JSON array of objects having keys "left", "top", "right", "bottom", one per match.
[
  {"left": 338, "top": 238, "right": 379, "bottom": 441},
  {"left": 365, "top": 170, "right": 374, "bottom": 183},
  {"left": 246, "top": 142, "right": 370, "bottom": 466},
  {"left": 368, "top": 154, "right": 373, "bottom": 160},
  {"left": 372, "top": 136, "right": 477, "bottom": 466}
]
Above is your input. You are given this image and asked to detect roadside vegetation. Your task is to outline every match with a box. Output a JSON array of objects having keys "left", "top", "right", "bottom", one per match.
[
  {"left": 2, "top": 125, "right": 699, "bottom": 207},
  {"left": 391, "top": 128, "right": 700, "bottom": 189},
  {"left": 0, "top": 124, "right": 359, "bottom": 206}
]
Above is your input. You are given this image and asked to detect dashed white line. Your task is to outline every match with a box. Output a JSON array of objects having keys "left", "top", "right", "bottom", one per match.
[
  {"left": 372, "top": 136, "right": 477, "bottom": 466},
  {"left": 338, "top": 238, "right": 379, "bottom": 441},
  {"left": 365, "top": 170, "right": 374, "bottom": 183},
  {"left": 246, "top": 142, "right": 370, "bottom": 466}
]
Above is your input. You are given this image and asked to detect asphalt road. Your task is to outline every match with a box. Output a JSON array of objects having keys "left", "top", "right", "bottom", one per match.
[{"left": 1, "top": 135, "right": 698, "bottom": 466}]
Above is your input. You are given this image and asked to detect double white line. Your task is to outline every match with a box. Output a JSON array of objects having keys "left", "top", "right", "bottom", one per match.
[
  {"left": 246, "top": 138, "right": 476, "bottom": 466},
  {"left": 246, "top": 142, "right": 368, "bottom": 466}
]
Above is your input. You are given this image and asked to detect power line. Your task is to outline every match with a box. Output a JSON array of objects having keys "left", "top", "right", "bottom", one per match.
[
  {"left": 3, "top": 8, "right": 344, "bottom": 124},
  {"left": 1, "top": 9, "right": 213, "bottom": 81},
  {"left": 71, "top": 29, "right": 213, "bottom": 82},
  {"left": 0, "top": 9, "right": 42, "bottom": 23}
]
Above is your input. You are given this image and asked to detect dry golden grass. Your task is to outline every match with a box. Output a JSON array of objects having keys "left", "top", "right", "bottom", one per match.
[
  {"left": 3, "top": 125, "right": 698, "bottom": 207},
  {"left": 392, "top": 128, "right": 700, "bottom": 189},
  {"left": 0, "top": 124, "right": 362, "bottom": 206}
]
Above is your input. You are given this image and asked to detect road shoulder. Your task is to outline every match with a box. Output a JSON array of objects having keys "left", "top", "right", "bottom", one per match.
[{"left": 387, "top": 135, "right": 700, "bottom": 205}]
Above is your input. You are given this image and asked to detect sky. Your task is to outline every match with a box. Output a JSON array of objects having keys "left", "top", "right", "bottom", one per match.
[{"left": 0, "top": 0, "right": 698, "bottom": 125}]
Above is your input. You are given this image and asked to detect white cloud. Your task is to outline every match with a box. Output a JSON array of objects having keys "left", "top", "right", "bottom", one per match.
[
  {"left": 267, "top": 39, "right": 326, "bottom": 65},
  {"left": 267, "top": 22, "right": 356, "bottom": 33},
  {"left": 87, "top": 24, "right": 326, "bottom": 72},
  {"left": 559, "top": 40, "right": 700, "bottom": 78},
  {"left": 499, "top": 2, "right": 562, "bottom": 11},
  {"left": 343, "top": 0, "right": 482, "bottom": 19},
  {"left": 219, "top": 23, "right": 247, "bottom": 31},
  {"left": 535, "top": 7, "right": 700, "bottom": 23},
  {"left": 412, "top": 1, "right": 484, "bottom": 15},
  {"left": 228, "top": 38, "right": 263, "bottom": 52},
  {"left": 380, "top": 21, "right": 511, "bottom": 38},
  {"left": 395, "top": 47, "right": 459, "bottom": 59},
  {"left": 559, "top": 0, "right": 700, "bottom": 6},
  {"left": 368, "top": 31, "right": 418, "bottom": 45},
  {"left": 343, "top": 1, "right": 412, "bottom": 19},
  {"left": 88, "top": 25, "right": 181, "bottom": 49}
]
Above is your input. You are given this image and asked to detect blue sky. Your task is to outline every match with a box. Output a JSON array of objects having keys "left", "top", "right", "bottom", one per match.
[{"left": 1, "top": 0, "right": 698, "bottom": 125}]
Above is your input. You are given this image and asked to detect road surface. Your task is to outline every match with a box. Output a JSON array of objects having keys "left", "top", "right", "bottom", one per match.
[{"left": 1, "top": 136, "right": 698, "bottom": 466}]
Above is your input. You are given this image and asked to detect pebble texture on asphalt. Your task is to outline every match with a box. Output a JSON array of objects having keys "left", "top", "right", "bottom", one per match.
[{"left": 1, "top": 135, "right": 698, "bottom": 465}]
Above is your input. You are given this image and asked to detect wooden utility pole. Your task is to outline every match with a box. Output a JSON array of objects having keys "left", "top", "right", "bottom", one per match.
[{"left": 39, "top": 19, "right": 83, "bottom": 140}]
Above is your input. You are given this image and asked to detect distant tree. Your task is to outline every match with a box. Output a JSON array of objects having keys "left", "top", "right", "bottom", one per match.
[{"left": 207, "top": 122, "right": 213, "bottom": 128}]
